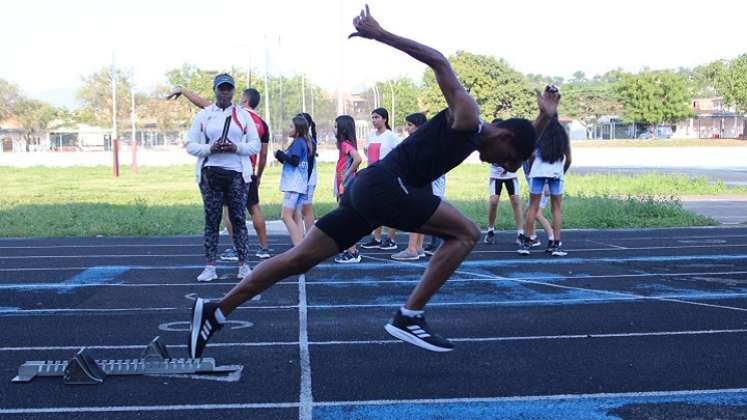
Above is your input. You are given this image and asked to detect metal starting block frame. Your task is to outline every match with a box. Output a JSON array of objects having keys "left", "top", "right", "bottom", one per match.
[{"left": 12, "top": 336, "right": 242, "bottom": 384}]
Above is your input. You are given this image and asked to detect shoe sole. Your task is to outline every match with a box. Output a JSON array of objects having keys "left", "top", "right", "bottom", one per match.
[
  {"left": 189, "top": 298, "right": 204, "bottom": 359},
  {"left": 391, "top": 255, "right": 420, "bottom": 261},
  {"left": 552, "top": 252, "right": 568, "bottom": 256},
  {"left": 197, "top": 274, "right": 217, "bottom": 282},
  {"left": 379, "top": 246, "right": 397, "bottom": 250},
  {"left": 517, "top": 250, "right": 530, "bottom": 255},
  {"left": 219, "top": 257, "right": 239, "bottom": 262},
  {"left": 360, "top": 244, "right": 381, "bottom": 249},
  {"left": 335, "top": 258, "right": 362, "bottom": 264},
  {"left": 384, "top": 323, "right": 453, "bottom": 352},
  {"left": 256, "top": 254, "right": 270, "bottom": 259},
  {"left": 424, "top": 251, "right": 436, "bottom": 256},
  {"left": 237, "top": 271, "right": 251, "bottom": 279}
]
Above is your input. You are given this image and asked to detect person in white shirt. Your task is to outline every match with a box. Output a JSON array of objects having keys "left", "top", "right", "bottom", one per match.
[
  {"left": 484, "top": 163, "right": 523, "bottom": 245},
  {"left": 185, "top": 73, "right": 260, "bottom": 282},
  {"left": 360, "top": 107, "right": 401, "bottom": 251},
  {"left": 519, "top": 117, "right": 572, "bottom": 256}
]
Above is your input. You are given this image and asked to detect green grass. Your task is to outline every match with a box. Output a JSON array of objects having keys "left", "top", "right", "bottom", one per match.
[{"left": 1, "top": 163, "right": 731, "bottom": 237}]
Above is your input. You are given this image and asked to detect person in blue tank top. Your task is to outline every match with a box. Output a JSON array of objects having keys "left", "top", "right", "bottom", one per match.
[{"left": 275, "top": 114, "right": 314, "bottom": 246}]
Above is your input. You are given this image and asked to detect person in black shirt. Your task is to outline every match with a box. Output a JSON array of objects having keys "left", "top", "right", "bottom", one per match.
[{"left": 186, "top": 5, "right": 560, "bottom": 357}]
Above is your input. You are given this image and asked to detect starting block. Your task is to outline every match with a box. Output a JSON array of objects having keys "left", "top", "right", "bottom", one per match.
[{"left": 12, "top": 336, "right": 242, "bottom": 384}]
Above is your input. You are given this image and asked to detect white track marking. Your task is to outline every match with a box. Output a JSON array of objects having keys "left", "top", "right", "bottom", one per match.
[
  {"left": 298, "top": 274, "right": 313, "bottom": 420},
  {"left": 3, "top": 387, "right": 747, "bottom": 414},
  {"left": 2, "top": 328, "right": 746, "bottom": 352}
]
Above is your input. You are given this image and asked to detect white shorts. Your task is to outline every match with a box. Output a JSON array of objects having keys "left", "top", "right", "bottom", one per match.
[{"left": 283, "top": 191, "right": 307, "bottom": 209}]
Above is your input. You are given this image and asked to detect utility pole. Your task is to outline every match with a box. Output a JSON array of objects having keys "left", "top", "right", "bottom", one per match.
[
  {"left": 131, "top": 68, "right": 137, "bottom": 175},
  {"left": 111, "top": 52, "right": 119, "bottom": 177},
  {"left": 387, "top": 80, "right": 395, "bottom": 130},
  {"left": 301, "top": 73, "right": 306, "bottom": 113}
]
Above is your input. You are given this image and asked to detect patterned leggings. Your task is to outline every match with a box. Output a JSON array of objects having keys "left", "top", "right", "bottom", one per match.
[{"left": 199, "top": 168, "right": 250, "bottom": 262}]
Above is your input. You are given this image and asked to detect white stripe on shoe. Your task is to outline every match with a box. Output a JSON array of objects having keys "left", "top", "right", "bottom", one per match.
[
  {"left": 385, "top": 323, "right": 452, "bottom": 353},
  {"left": 190, "top": 298, "right": 204, "bottom": 359}
]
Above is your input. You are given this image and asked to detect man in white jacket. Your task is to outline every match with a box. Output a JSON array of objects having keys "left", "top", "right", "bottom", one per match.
[{"left": 185, "top": 73, "right": 260, "bottom": 282}]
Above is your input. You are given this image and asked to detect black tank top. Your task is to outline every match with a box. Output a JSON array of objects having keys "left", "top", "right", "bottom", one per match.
[{"left": 378, "top": 109, "right": 481, "bottom": 188}]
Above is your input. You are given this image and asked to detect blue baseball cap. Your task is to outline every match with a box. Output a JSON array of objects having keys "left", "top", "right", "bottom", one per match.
[{"left": 213, "top": 73, "right": 235, "bottom": 89}]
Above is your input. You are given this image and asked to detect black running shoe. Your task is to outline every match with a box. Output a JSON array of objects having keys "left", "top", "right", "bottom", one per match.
[
  {"left": 516, "top": 234, "right": 530, "bottom": 255},
  {"left": 552, "top": 242, "right": 568, "bottom": 257},
  {"left": 219, "top": 247, "right": 239, "bottom": 262},
  {"left": 188, "top": 298, "right": 223, "bottom": 359},
  {"left": 384, "top": 310, "right": 454, "bottom": 352},
  {"left": 526, "top": 236, "right": 541, "bottom": 247},
  {"left": 484, "top": 230, "right": 495, "bottom": 244},
  {"left": 360, "top": 238, "right": 381, "bottom": 249},
  {"left": 545, "top": 240, "right": 555, "bottom": 253},
  {"left": 379, "top": 238, "right": 398, "bottom": 250}
]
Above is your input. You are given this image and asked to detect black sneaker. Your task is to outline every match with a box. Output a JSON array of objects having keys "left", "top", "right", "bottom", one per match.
[
  {"left": 334, "top": 250, "right": 361, "bottom": 264},
  {"left": 384, "top": 310, "right": 454, "bottom": 352},
  {"left": 379, "top": 238, "right": 398, "bottom": 250},
  {"left": 361, "top": 238, "right": 381, "bottom": 249},
  {"left": 484, "top": 230, "right": 495, "bottom": 244},
  {"left": 545, "top": 240, "right": 555, "bottom": 253},
  {"left": 552, "top": 242, "right": 568, "bottom": 257},
  {"left": 188, "top": 298, "right": 223, "bottom": 359},
  {"left": 424, "top": 243, "right": 437, "bottom": 256},
  {"left": 219, "top": 247, "right": 239, "bottom": 262},
  {"left": 526, "top": 236, "right": 541, "bottom": 247},
  {"left": 255, "top": 247, "right": 271, "bottom": 259},
  {"left": 516, "top": 234, "right": 531, "bottom": 255}
]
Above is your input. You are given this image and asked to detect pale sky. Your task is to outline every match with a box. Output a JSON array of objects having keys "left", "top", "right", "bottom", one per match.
[{"left": 2, "top": 0, "right": 745, "bottom": 108}]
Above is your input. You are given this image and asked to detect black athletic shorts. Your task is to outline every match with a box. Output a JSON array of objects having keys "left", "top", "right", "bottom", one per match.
[
  {"left": 247, "top": 175, "right": 260, "bottom": 209},
  {"left": 315, "top": 165, "right": 442, "bottom": 251}
]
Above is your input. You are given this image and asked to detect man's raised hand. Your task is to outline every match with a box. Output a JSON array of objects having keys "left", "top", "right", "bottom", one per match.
[
  {"left": 537, "top": 85, "right": 560, "bottom": 117},
  {"left": 165, "top": 87, "right": 183, "bottom": 101},
  {"left": 348, "top": 4, "right": 384, "bottom": 40}
]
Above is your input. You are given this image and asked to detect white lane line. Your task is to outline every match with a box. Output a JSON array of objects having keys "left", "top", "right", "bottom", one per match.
[
  {"left": 366, "top": 255, "right": 747, "bottom": 314},
  {"left": 0, "top": 241, "right": 289, "bottom": 250},
  {"left": 314, "top": 387, "right": 747, "bottom": 407},
  {"left": 3, "top": 328, "right": 747, "bottom": 352},
  {"left": 585, "top": 239, "right": 628, "bottom": 250},
  {"left": 2, "top": 270, "right": 746, "bottom": 287},
  {"left": 5, "top": 292, "right": 747, "bottom": 315},
  {"left": 0, "top": 402, "right": 299, "bottom": 415},
  {"left": 3, "top": 386, "right": 747, "bottom": 414},
  {"left": 4, "top": 241, "right": 747, "bottom": 259},
  {"left": 363, "top": 242, "right": 747, "bottom": 256},
  {"left": 297, "top": 274, "right": 313, "bottom": 420}
]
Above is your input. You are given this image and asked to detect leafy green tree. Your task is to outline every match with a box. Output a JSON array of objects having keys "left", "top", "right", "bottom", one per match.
[
  {"left": 715, "top": 53, "right": 747, "bottom": 137},
  {"left": 373, "top": 77, "right": 422, "bottom": 129},
  {"left": 421, "top": 51, "right": 536, "bottom": 120},
  {"left": 0, "top": 79, "right": 22, "bottom": 121},
  {"left": 76, "top": 67, "right": 133, "bottom": 129},
  {"left": 614, "top": 70, "right": 692, "bottom": 133},
  {"left": 14, "top": 98, "right": 58, "bottom": 142}
]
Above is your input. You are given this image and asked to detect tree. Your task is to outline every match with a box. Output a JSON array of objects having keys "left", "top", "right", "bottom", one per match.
[
  {"left": 76, "top": 67, "right": 133, "bottom": 129},
  {"left": 14, "top": 98, "right": 58, "bottom": 142},
  {"left": 0, "top": 79, "right": 22, "bottom": 121},
  {"left": 421, "top": 51, "right": 536, "bottom": 120},
  {"left": 614, "top": 70, "right": 692, "bottom": 133},
  {"left": 715, "top": 53, "right": 747, "bottom": 137},
  {"left": 571, "top": 71, "right": 587, "bottom": 83},
  {"left": 373, "top": 77, "right": 423, "bottom": 129}
]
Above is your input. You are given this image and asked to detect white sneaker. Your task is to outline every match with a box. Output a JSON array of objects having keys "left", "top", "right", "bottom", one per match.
[
  {"left": 237, "top": 264, "right": 252, "bottom": 279},
  {"left": 197, "top": 266, "right": 218, "bottom": 282}
]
